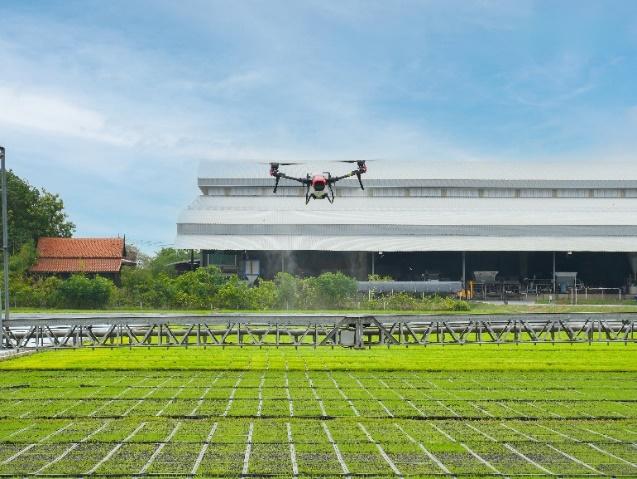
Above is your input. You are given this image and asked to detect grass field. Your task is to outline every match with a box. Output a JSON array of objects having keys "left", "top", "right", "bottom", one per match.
[{"left": 0, "top": 345, "right": 635, "bottom": 477}]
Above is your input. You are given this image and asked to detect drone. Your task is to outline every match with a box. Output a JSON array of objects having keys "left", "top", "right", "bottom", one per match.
[{"left": 268, "top": 160, "right": 368, "bottom": 204}]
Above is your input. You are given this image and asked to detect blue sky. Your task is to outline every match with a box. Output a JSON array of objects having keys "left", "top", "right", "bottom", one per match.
[{"left": 1, "top": 1, "right": 636, "bottom": 252}]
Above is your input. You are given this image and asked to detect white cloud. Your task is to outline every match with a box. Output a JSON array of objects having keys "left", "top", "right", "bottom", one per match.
[{"left": 0, "top": 86, "right": 136, "bottom": 145}]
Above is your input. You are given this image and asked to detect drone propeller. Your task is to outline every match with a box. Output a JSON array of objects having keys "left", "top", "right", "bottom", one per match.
[
  {"left": 259, "top": 161, "right": 303, "bottom": 166},
  {"left": 331, "top": 159, "right": 378, "bottom": 163}
]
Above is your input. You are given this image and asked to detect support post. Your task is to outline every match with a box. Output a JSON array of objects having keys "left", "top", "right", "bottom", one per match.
[
  {"left": 461, "top": 251, "right": 466, "bottom": 289},
  {"left": 0, "top": 146, "right": 8, "bottom": 348},
  {"left": 371, "top": 252, "right": 375, "bottom": 276},
  {"left": 552, "top": 251, "right": 556, "bottom": 295}
]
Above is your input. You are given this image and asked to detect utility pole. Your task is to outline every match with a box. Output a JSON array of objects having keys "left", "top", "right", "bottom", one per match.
[{"left": 0, "top": 146, "right": 8, "bottom": 348}]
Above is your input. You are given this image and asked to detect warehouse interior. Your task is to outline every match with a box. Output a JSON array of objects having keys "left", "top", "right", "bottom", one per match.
[{"left": 202, "top": 249, "right": 636, "bottom": 293}]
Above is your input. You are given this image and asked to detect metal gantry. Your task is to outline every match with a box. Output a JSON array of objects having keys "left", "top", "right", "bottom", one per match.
[{"left": 2, "top": 312, "right": 636, "bottom": 349}]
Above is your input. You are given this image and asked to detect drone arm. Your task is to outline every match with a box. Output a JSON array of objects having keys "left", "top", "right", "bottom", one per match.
[
  {"left": 277, "top": 172, "right": 310, "bottom": 184},
  {"left": 329, "top": 169, "right": 366, "bottom": 190},
  {"left": 271, "top": 170, "right": 309, "bottom": 194},
  {"left": 328, "top": 170, "right": 356, "bottom": 183}
]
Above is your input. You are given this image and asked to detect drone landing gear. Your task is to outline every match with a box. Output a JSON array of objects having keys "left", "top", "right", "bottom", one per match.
[
  {"left": 355, "top": 171, "right": 364, "bottom": 190},
  {"left": 327, "top": 183, "right": 335, "bottom": 203}
]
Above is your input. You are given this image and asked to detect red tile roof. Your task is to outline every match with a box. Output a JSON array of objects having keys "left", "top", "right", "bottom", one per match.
[
  {"left": 30, "top": 258, "right": 124, "bottom": 273},
  {"left": 30, "top": 237, "right": 125, "bottom": 273}
]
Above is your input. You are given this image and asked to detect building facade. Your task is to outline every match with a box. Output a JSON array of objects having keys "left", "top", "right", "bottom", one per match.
[{"left": 176, "top": 171, "right": 637, "bottom": 291}]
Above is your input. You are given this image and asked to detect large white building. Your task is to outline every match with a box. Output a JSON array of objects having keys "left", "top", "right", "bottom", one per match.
[{"left": 176, "top": 163, "right": 637, "bottom": 288}]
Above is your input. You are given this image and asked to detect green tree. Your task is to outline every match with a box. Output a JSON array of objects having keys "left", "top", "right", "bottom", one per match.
[
  {"left": 9, "top": 241, "right": 37, "bottom": 277},
  {"left": 124, "top": 243, "right": 150, "bottom": 267},
  {"left": 3, "top": 171, "right": 75, "bottom": 253},
  {"left": 147, "top": 248, "right": 192, "bottom": 277}
]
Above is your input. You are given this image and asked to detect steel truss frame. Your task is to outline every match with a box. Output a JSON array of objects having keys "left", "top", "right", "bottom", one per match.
[{"left": 2, "top": 313, "right": 636, "bottom": 349}]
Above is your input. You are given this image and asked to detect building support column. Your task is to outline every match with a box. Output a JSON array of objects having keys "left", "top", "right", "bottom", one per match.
[
  {"left": 461, "top": 251, "right": 466, "bottom": 288},
  {"left": 552, "top": 251, "right": 556, "bottom": 294},
  {"left": 371, "top": 253, "right": 375, "bottom": 276},
  {"left": 519, "top": 252, "right": 528, "bottom": 280}
]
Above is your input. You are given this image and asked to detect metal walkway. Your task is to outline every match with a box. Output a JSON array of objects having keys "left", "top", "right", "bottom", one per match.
[{"left": 2, "top": 312, "right": 636, "bottom": 349}]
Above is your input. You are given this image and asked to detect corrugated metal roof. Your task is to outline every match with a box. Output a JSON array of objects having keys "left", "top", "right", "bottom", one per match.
[
  {"left": 197, "top": 159, "right": 637, "bottom": 181},
  {"left": 178, "top": 196, "right": 637, "bottom": 226},
  {"left": 177, "top": 173, "right": 637, "bottom": 252},
  {"left": 178, "top": 224, "right": 637, "bottom": 237},
  {"left": 174, "top": 234, "right": 637, "bottom": 252},
  {"left": 198, "top": 177, "right": 637, "bottom": 189}
]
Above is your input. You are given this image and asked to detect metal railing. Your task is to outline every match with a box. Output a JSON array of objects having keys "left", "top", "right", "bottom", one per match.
[{"left": 2, "top": 312, "right": 636, "bottom": 349}]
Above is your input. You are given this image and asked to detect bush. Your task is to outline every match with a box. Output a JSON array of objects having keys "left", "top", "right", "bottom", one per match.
[
  {"left": 386, "top": 292, "right": 421, "bottom": 310},
  {"left": 7, "top": 240, "right": 470, "bottom": 312},
  {"left": 12, "top": 275, "right": 43, "bottom": 307},
  {"left": 8, "top": 242, "right": 37, "bottom": 276},
  {"left": 216, "top": 275, "right": 253, "bottom": 309},
  {"left": 367, "top": 274, "right": 393, "bottom": 281},
  {"left": 365, "top": 293, "right": 471, "bottom": 311},
  {"left": 305, "top": 272, "right": 358, "bottom": 309},
  {"left": 250, "top": 280, "right": 278, "bottom": 310},
  {"left": 120, "top": 269, "right": 175, "bottom": 308},
  {"left": 172, "top": 266, "right": 225, "bottom": 309},
  {"left": 55, "top": 274, "right": 114, "bottom": 309},
  {"left": 274, "top": 272, "right": 299, "bottom": 309}
]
